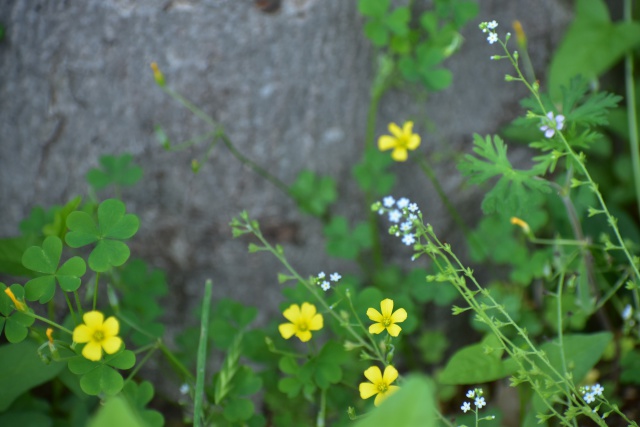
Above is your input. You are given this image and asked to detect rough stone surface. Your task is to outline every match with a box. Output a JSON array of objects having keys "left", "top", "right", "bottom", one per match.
[{"left": 0, "top": 0, "right": 571, "bottom": 392}]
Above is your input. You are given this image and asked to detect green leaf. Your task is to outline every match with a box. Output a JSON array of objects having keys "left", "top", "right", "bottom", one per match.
[
  {"left": 358, "top": 0, "right": 389, "bottom": 18},
  {"left": 363, "top": 21, "right": 389, "bottom": 46},
  {"left": 0, "top": 340, "right": 65, "bottom": 411},
  {"left": 354, "top": 375, "right": 436, "bottom": 427},
  {"left": 223, "top": 397, "right": 254, "bottom": 422},
  {"left": 279, "top": 357, "right": 299, "bottom": 375},
  {"left": 86, "top": 154, "right": 143, "bottom": 191},
  {"left": 439, "top": 334, "right": 517, "bottom": 384},
  {"left": 549, "top": 0, "right": 640, "bottom": 99},
  {"left": 324, "top": 217, "right": 371, "bottom": 259},
  {"left": 80, "top": 365, "right": 124, "bottom": 396},
  {"left": 89, "top": 240, "right": 130, "bottom": 272},
  {"left": 22, "top": 235, "right": 61, "bottom": 274},
  {"left": 277, "top": 376, "right": 302, "bottom": 398},
  {"left": 105, "top": 350, "right": 136, "bottom": 370},
  {"left": 290, "top": 170, "right": 337, "bottom": 217},
  {"left": 0, "top": 284, "right": 35, "bottom": 343},
  {"left": 87, "top": 395, "right": 147, "bottom": 427},
  {"left": 384, "top": 7, "right": 409, "bottom": 36},
  {"left": 121, "top": 381, "right": 165, "bottom": 427},
  {"left": 353, "top": 147, "right": 395, "bottom": 196},
  {"left": 0, "top": 236, "right": 39, "bottom": 276}
]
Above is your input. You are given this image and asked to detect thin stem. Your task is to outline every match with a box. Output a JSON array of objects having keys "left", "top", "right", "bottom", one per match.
[
  {"left": 27, "top": 312, "right": 74, "bottom": 335},
  {"left": 64, "top": 293, "right": 77, "bottom": 325},
  {"left": 93, "top": 272, "right": 100, "bottom": 311},
  {"left": 194, "top": 279, "right": 213, "bottom": 427},
  {"left": 73, "top": 291, "right": 83, "bottom": 317},
  {"left": 124, "top": 345, "right": 158, "bottom": 384},
  {"left": 625, "top": 0, "right": 640, "bottom": 220},
  {"left": 316, "top": 388, "right": 326, "bottom": 427},
  {"left": 159, "top": 341, "right": 196, "bottom": 383}
]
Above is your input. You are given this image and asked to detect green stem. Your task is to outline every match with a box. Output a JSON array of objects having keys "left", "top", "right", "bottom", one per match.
[
  {"left": 93, "top": 272, "right": 100, "bottom": 311},
  {"left": 64, "top": 293, "right": 77, "bottom": 325},
  {"left": 365, "top": 92, "right": 384, "bottom": 271},
  {"left": 26, "top": 312, "right": 73, "bottom": 335},
  {"left": 625, "top": 0, "right": 640, "bottom": 221},
  {"left": 73, "top": 291, "right": 83, "bottom": 317},
  {"left": 194, "top": 279, "right": 213, "bottom": 427},
  {"left": 124, "top": 345, "right": 158, "bottom": 384},
  {"left": 316, "top": 388, "right": 326, "bottom": 427},
  {"left": 159, "top": 341, "right": 196, "bottom": 382}
]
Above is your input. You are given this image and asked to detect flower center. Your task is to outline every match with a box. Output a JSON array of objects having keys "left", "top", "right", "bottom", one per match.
[
  {"left": 92, "top": 330, "right": 105, "bottom": 342},
  {"left": 397, "top": 135, "right": 410, "bottom": 149},
  {"left": 382, "top": 316, "right": 392, "bottom": 327},
  {"left": 377, "top": 382, "right": 389, "bottom": 393},
  {"left": 297, "top": 321, "right": 308, "bottom": 332}
]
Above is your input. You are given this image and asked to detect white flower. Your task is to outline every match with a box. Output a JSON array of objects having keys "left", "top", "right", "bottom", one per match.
[
  {"left": 466, "top": 389, "right": 475, "bottom": 398},
  {"left": 397, "top": 197, "right": 410, "bottom": 209},
  {"left": 408, "top": 203, "right": 419, "bottom": 213},
  {"left": 584, "top": 393, "right": 595, "bottom": 404},
  {"left": 487, "top": 20, "right": 498, "bottom": 30},
  {"left": 591, "top": 384, "right": 604, "bottom": 396},
  {"left": 474, "top": 396, "right": 486, "bottom": 408},
  {"left": 540, "top": 112, "right": 565, "bottom": 138},
  {"left": 389, "top": 209, "right": 402, "bottom": 223},
  {"left": 487, "top": 32, "right": 498, "bottom": 44},
  {"left": 318, "top": 271, "right": 326, "bottom": 279},
  {"left": 400, "top": 222, "right": 412, "bottom": 232},
  {"left": 180, "top": 383, "right": 190, "bottom": 395},
  {"left": 330, "top": 272, "right": 341, "bottom": 282},
  {"left": 321, "top": 281, "right": 331, "bottom": 291},
  {"left": 622, "top": 304, "right": 633, "bottom": 320},
  {"left": 461, "top": 401, "right": 471, "bottom": 413},
  {"left": 383, "top": 196, "right": 396, "bottom": 208},
  {"left": 402, "top": 234, "right": 415, "bottom": 246}
]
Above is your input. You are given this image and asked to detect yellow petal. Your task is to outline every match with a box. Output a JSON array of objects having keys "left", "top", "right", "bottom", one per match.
[
  {"left": 366, "top": 308, "right": 383, "bottom": 322},
  {"left": 73, "top": 324, "right": 93, "bottom": 343},
  {"left": 300, "top": 302, "right": 317, "bottom": 320},
  {"left": 388, "top": 122, "right": 403, "bottom": 138},
  {"left": 407, "top": 134, "right": 421, "bottom": 150},
  {"left": 83, "top": 311, "right": 104, "bottom": 329},
  {"left": 103, "top": 316, "right": 120, "bottom": 336},
  {"left": 386, "top": 324, "right": 402, "bottom": 337},
  {"left": 391, "top": 308, "right": 407, "bottom": 323},
  {"left": 380, "top": 299, "right": 394, "bottom": 317},
  {"left": 369, "top": 323, "right": 386, "bottom": 335},
  {"left": 391, "top": 148, "right": 408, "bottom": 162},
  {"left": 82, "top": 342, "right": 103, "bottom": 361},
  {"left": 297, "top": 330, "right": 312, "bottom": 342},
  {"left": 102, "top": 336, "right": 123, "bottom": 354},
  {"left": 382, "top": 365, "right": 399, "bottom": 384},
  {"left": 282, "top": 304, "right": 301, "bottom": 323},
  {"left": 378, "top": 135, "right": 397, "bottom": 151},
  {"left": 363, "top": 366, "right": 382, "bottom": 384},
  {"left": 402, "top": 121, "right": 414, "bottom": 135},
  {"left": 375, "top": 385, "right": 400, "bottom": 406},
  {"left": 309, "top": 313, "right": 323, "bottom": 331},
  {"left": 359, "top": 382, "right": 378, "bottom": 399},
  {"left": 278, "top": 323, "right": 296, "bottom": 339}
]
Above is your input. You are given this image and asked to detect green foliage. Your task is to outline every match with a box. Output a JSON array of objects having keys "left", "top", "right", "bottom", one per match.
[
  {"left": 67, "top": 350, "right": 136, "bottom": 396},
  {"left": 323, "top": 216, "right": 372, "bottom": 260},
  {"left": 22, "top": 236, "right": 86, "bottom": 303},
  {"left": 458, "top": 134, "right": 550, "bottom": 216},
  {"left": 0, "top": 235, "right": 39, "bottom": 276},
  {"left": 121, "top": 381, "right": 165, "bottom": 427},
  {"left": 621, "top": 349, "right": 640, "bottom": 385},
  {"left": 289, "top": 170, "right": 337, "bottom": 217},
  {"left": 86, "top": 154, "right": 143, "bottom": 191},
  {"left": 352, "top": 147, "right": 395, "bottom": 196},
  {"left": 65, "top": 199, "right": 139, "bottom": 272},
  {"left": 548, "top": 0, "right": 640, "bottom": 99},
  {"left": 358, "top": 0, "right": 409, "bottom": 47},
  {"left": 0, "top": 340, "right": 65, "bottom": 411},
  {"left": 87, "top": 395, "right": 146, "bottom": 427},
  {"left": 0, "top": 283, "right": 35, "bottom": 343}
]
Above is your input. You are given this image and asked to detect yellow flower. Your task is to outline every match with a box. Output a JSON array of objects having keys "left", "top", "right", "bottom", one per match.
[
  {"left": 72, "top": 311, "right": 123, "bottom": 361},
  {"left": 4, "top": 287, "right": 26, "bottom": 312},
  {"left": 278, "top": 302, "right": 323, "bottom": 342},
  {"left": 367, "top": 298, "right": 407, "bottom": 337},
  {"left": 359, "top": 365, "right": 400, "bottom": 406},
  {"left": 378, "top": 121, "right": 421, "bottom": 162},
  {"left": 510, "top": 216, "right": 531, "bottom": 235}
]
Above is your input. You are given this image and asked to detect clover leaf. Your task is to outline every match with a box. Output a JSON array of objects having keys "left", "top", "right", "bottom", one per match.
[
  {"left": 86, "top": 154, "right": 143, "bottom": 191},
  {"left": 67, "top": 349, "right": 136, "bottom": 396},
  {"left": 290, "top": 170, "right": 337, "bottom": 217},
  {"left": 0, "top": 283, "right": 35, "bottom": 343},
  {"left": 65, "top": 199, "right": 139, "bottom": 272},
  {"left": 22, "top": 236, "right": 86, "bottom": 303}
]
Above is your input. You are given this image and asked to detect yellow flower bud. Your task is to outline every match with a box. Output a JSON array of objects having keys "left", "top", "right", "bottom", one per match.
[
  {"left": 510, "top": 217, "right": 531, "bottom": 235},
  {"left": 150, "top": 62, "right": 166, "bottom": 87},
  {"left": 4, "top": 288, "right": 26, "bottom": 312}
]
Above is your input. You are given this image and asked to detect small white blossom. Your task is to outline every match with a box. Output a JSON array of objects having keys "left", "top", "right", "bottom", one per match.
[
  {"left": 487, "top": 32, "right": 498, "bottom": 44},
  {"left": 487, "top": 20, "right": 498, "bottom": 30},
  {"left": 400, "top": 222, "right": 412, "bottom": 232},
  {"left": 474, "top": 396, "right": 486, "bottom": 408},
  {"left": 466, "top": 389, "right": 475, "bottom": 398},
  {"left": 321, "top": 281, "right": 331, "bottom": 291},
  {"left": 622, "top": 304, "right": 633, "bottom": 320},
  {"left": 180, "top": 383, "right": 190, "bottom": 395},
  {"left": 408, "top": 203, "right": 419, "bottom": 213},
  {"left": 397, "top": 197, "right": 410, "bottom": 209},
  {"left": 584, "top": 393, "right": 595, "bottom": 404},
  {"left": 318, "top": 271, "right": 325, "bottom": 279},
  {"left": 330, "top": 272, "right": 341, "bottom": 282},
  {"left": 540, "top": 112, "right": 565, "bottom": 138},
  {"left": 383, "top": 196, "right": 396, "bottom": 208},
  {"left": 388, "top": 209, "right": 402, "bottom": 223},
  {"left": 461, "top": 401, "right": 471, "bottom": 413},
  {"left": 591, "top": 384, "right": 604, "bottom": 396},
  {"left": 402, "top": 234, "right": 415, "bottom": 246}
]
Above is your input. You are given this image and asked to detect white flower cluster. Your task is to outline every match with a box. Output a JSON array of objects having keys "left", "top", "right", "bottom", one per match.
[
  {"left": 580, "top": 383, "right": 604, "bottom": 404},
  {"left": 314, "top": 271, "right": 342, "bottom": 292},
  {"left": 375, "top": 196, "right": 421, "bottom": 247},
  {"left": 479, "top": 20, "right": 499, "bottom": 44},
  {"left": 540, "top": 111, "right": 565, "bottom": 138},
  {"left": 460, "top": 388, "right": 492, "bottom": 414}
]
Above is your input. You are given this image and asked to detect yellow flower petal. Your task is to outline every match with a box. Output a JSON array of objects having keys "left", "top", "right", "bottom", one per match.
[
  {"left": 73, "top": 324, "right": 93, "bottom": 343},
  {"left": 390, "top": 308, "right": 408, "bottom": 323},
  {"left": 391, "top": 148, "right": 408, "bottom": 161},
  {"left": 402, "top": 121, "right": 414, "bottom": 135},
  {"left": 388, "top": 122, "right": 403, "bottom": 138},
  {"left": 386, "top": 324, "right": 402, "bottom": 337},
  {"left": 282, "top": 305, "right": 301, "bottom": 323},
  {"left": 363, "top": 366, "right": 383, "bottom": 384},
  {"left": 366, "top": 308, "right": 383, "bottom": 322},
  {"left": 309, "top": 313, "right": 323, "bottom": 331},
  {"left": 297, "top": 330, "right": 312, "bottom": 342},
  {"left": 83, "top": 311, "right": 104, "bottom": 329},
  {"left": 359, "top": 382, "right": 378, "bottom": 399},
  {"left": 278, "top": 323, "right": 296, "bottom": 339},
  {"left": 407, "top": 134, "right": 421, "bottom": 150},
  {"left": 374, "top": 385, "right": 400, "bottom": 406},
  {"left": 103, "top": 316, "right": 120, "bottom": 336},
  {"left": 380, "top": 299, "right": 394, "bottom": 318},
  {"left": 382, "top": 365, "right": 398, "bottom": 384},
  {"left": 102, "top": 336, "right": 123, "bottom": 354},
  {"left": 369, "top": 323, "right": 386, "bottom": 334},
  {"left": 82, "top": 341, "right": 103, "bottom": 362},
  {"left": 300, "top": 302, "right": 317, "bottom": 319},
  {"left": 378, "top": 135, "right": 397, "bottom": 151}
]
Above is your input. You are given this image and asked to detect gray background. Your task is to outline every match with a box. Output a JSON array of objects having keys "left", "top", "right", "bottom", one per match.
[{"left": 0, "top": 0, "right": 570, "bottom": 353}]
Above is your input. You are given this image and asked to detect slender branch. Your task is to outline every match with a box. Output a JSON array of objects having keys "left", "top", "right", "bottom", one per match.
[{"left": 194, "top": 279, "right": 213, "bottom": 427}]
